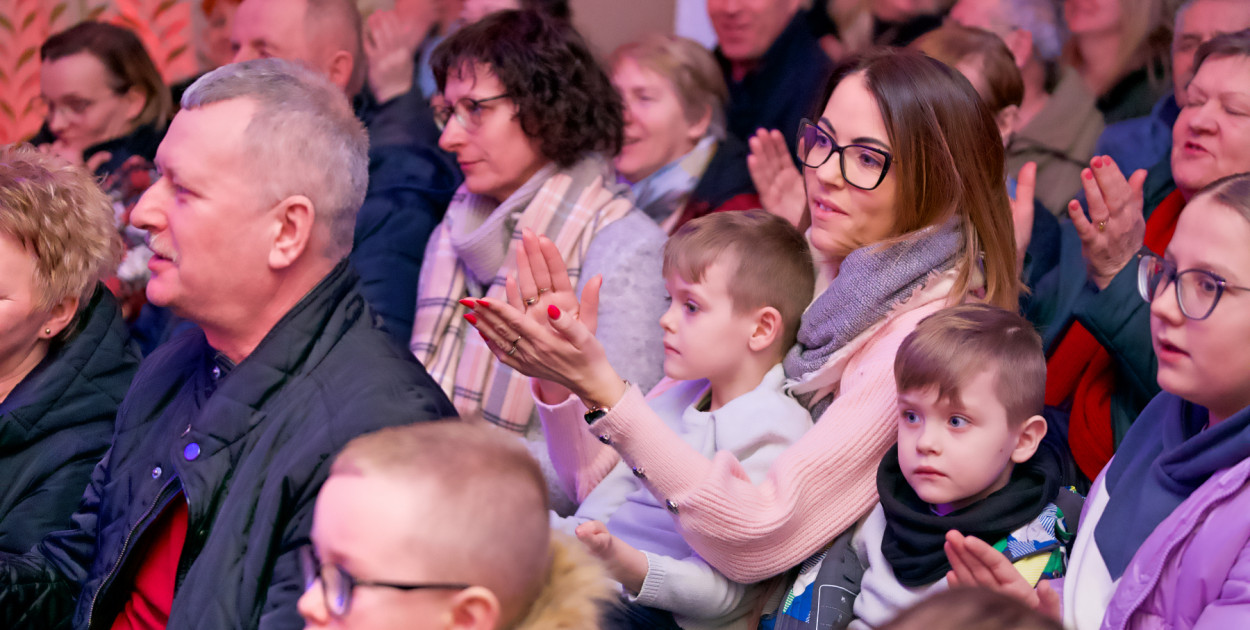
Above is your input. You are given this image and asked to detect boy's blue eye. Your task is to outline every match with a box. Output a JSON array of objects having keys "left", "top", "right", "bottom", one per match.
[
  {"left": 947, "top": 415, "right": 969, "bottom": 429},
  {"left": 901, "top": 410, "right": 920, "bottom": 424},
  {"left": 684, "top": 301, "right": 698, "bottom": 314}
]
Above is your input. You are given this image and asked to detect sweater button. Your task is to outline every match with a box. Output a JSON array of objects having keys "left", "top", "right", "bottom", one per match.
[
  {"left": 597, "top": 434, "right": 612, "bottom": 445},
  {"left": 631, "top": 467, "right": 646, "bottom": 479},
  {"left": 665, "top": 499, "right": 679, "bottom": 514},
  {"left": 184, "top": 442, "right": 201, "bottom": 461},
  {"left": 151, "top": 466, "right": 162, "bottom": 479}
]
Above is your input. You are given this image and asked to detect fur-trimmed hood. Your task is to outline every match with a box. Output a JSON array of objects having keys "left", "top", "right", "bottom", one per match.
[{"left": 512, "top": 533, "right": 614, "bottom": 630}]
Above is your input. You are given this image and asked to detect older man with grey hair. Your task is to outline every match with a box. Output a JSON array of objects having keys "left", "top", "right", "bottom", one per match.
[
  {"left": 951, "top": 0, "right": 1104, "bottom": 214},
  {"left": 0, "top": 58, "right": 455, "bottom": 629}
]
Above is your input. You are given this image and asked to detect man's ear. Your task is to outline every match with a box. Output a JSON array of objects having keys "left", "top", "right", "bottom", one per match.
[
  {"left": 1004, "top": 28, "right": 1033, "bottom": 70},
  {"left": 1010, "top": 414, "right": 1048, "bottom": 464},
  {"left": 447, "top": 586, "right": 502, "bottom": 630},
  {"left": 747, "top": 306, "right": 783, "bottom": 354},
  {"left": 325, "top": 50, "right": 355, "bottom": 92},
  {"left": 40, "top": 294, "right": 81, "bottom": 339},
  {"left": 268, "top": 195, "right": 316, "bottom": 269}
]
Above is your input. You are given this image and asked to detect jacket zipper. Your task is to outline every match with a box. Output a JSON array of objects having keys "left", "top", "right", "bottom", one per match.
[{"left": 85, "top": 478, "right": 179, "bottom": 629}]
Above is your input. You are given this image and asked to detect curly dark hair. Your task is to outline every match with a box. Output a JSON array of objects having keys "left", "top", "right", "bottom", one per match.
[{"left": 431, "top": 10, "right": 622, "bottom": 167}]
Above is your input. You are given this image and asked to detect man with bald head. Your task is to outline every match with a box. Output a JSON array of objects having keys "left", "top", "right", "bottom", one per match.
[
  {"left": 0, "top": 59, "right": 454, "bottom": 629},
  {"left": 233, "top": 0, "right": 457, "bottom": 347},
  {"left": 298, "top": 422, "right": 611, "bottom": 630}
]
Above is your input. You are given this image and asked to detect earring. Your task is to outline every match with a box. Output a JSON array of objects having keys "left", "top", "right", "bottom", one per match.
[{"left": 44, "top": 328, "right": 52, "bottom": 335}]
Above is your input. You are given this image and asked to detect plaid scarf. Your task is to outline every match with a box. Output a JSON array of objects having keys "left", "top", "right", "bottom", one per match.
[
  {"left": 410, "top": 155, "right": 635, "bottom": 432},
  {"left": 628, "top": 135, "right": 718, "bottom": 233}
]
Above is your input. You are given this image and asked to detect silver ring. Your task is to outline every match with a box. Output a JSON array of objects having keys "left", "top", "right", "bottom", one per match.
[
  {"left": 507, "top": 338, "right": 521, "bottom": 357},
  {"left": 524, "top": 296, "right": 538, "bottom": 306}
]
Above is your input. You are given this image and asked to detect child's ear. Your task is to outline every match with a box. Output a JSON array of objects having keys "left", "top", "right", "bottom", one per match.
[
  {"left": 747, "top": 306, "right": 783, "bottom": 353},
  {"left": 1010, "top": 414, "right": 1048, "bottom": 464},
  {"left": 447, "top": 586, "right": 501, "bottom": 630}
]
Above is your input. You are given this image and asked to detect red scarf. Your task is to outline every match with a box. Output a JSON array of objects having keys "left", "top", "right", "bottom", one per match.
[{"left": 1044, "top": 189, "right": 1186, "bottom": 480}]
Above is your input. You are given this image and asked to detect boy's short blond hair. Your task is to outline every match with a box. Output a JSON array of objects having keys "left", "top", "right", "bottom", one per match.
[
  {"left": 0, "top": 146, "right": 121, "bottom": 311},
  {"left": 894, "top": 304, "right": 1045, "bottom": 427},
  {"left": 662, "top": 210, "right": 815, "bottom": 351},
  {"left": 331, "top": 421, "right": 550, "bottom": 628}
]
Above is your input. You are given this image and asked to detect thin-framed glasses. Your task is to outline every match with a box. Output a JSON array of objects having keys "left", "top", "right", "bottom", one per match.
[
  {"left": 299, "top": 545, "right": 470, "bottom": 618},
  {"left": 433, "top": 93, "right": 510, "bottom": 132},
  {"left": 1137, "top": 253, "right": 1250, "bottom": 320},
  {"left": 795, "top": 118, "right": 893, "bottom": 191}
]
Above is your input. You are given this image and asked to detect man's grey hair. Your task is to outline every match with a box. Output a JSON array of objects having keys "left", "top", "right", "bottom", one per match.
[
  {"left": 1003, "top": 0, "right": 1067, "bottom": 62},
  {"left": 182, "top": 58, "right": 368, "bottom": 260}
]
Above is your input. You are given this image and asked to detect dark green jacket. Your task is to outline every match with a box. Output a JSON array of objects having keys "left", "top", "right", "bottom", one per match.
[
  {"left": 0, "top": 287, "right": 138, "bottom": 554},
  {"left": 0, "top": 262, "right": 456, "bottom": 629}
]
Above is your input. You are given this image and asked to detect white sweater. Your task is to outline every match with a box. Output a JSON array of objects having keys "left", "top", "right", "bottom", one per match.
[{"left": 549, "top": 364, "right": 812, "bottom": 629}]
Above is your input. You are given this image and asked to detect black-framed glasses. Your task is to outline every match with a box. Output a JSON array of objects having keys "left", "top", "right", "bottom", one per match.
[
  {"left": 796, "top": 118, "right": 893, "bottom": 191},
  {"left": 433, "top": 93, "right": 510, "bottom": 132},
  {"left": 1137, "top": 253, "right": 1250, "bottom": 321},
  {"left": 299, "top": 545, "right": 470, "bottom": 618}
]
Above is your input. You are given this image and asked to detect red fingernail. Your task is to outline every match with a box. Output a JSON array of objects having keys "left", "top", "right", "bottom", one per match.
[
  {"left": 475, "top": 299, "right": 490, "bottom": 308},
  {"left": 548, "top": 305, "right": 561, "bottom": 319},
  {"left": 459, "top": 298, "right": 475, "bottom": 308},
  {"left": 1092, "top": 156, "right": 1103, "bottom": 168},
  {"left": 1083, "top": 170, "right": 1094, "bottom": 180},
  {"left": 463, "top": 313, "right": 477, "bottom": 325}
]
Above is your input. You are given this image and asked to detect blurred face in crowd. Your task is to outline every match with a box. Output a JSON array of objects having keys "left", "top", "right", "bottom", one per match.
[
  {"left": 1063, "top": 0, "right": 1122, "bottom": 36},
  {"left": 232, "top": 0, "right": 353, "bottom": 92},
  {"left": 1171, "top": 0, "right": 1250, "bottom": 106},
  {"left": 130, "top": 99, "right": 280, "bottom": 330},
  {"left": 1150, "top": 196, "right": 1250, "bottom": 425},
  {"left": 874, "top": 0, "right": 952, "bottom": 23},
  {"left": 40, "top": 52, "right": 145, "bottom": 152},
  {"left": 205, "top": 0, "right": 241, "bottom": 68},
  {"left": 299, "top": 474, "right": 465, "bottom": 630},
  {"left": 460, "top": 0, "right": 518, "bottom": 24},
  {"left": 803, "top": 72, "right": 899, "bottom": 263},
  {"left": 948, "top": 0, "right": 1009, "bottom": 35},
  {"left": 438, "top": 63, "right": 549, "bottom": 203},
  {"left": 706, "top": 0, "right": 800, "bottom": 65},
  {"left": 1171, "top": 54, "right": 1250, "bottom": 198},
  {"left": 613, "top": 57, "right": 709, "bottom": 183},
  {"left": 0, "top": 233, "right": 75, "bottom": 397}
]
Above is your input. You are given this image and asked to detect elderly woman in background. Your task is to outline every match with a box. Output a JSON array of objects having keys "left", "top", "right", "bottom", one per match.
[
  {"left": 948, "top": 172, "right": 1250, "bottom": 630},
  {"left": 410, "top": 10, "right": 666, "bottom": 440},
  {"left": 610, "top": 34, "right": 759, "bottom": 233},
  {"left": 1030, "top": 30, "right": 1250, "bottom": 484},
  {"left": 0, "top": 147, "right": 140, "bottom": 553}
]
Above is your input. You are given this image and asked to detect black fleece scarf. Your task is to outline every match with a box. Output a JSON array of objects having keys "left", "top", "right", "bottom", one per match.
[{"left": 878, "top": 443, "right": 1061, "bottom": 587}]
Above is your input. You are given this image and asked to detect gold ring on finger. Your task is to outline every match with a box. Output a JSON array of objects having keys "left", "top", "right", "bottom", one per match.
[
  {"left": 537, "top": 287, "right": 551, "bottom": 295},
  {"left": 524, "top": 296, "right": 538, "bottom": 306},
  {"left": 1097, "top": 220, "right": 1107, "bottom": 232}
]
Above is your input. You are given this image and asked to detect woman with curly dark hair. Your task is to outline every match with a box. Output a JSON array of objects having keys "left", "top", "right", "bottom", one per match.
[{"left": 410, "top": 10, "right": 666, "bottom": 456}]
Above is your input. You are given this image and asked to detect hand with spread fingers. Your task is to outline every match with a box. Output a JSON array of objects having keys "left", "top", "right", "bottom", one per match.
[
  {"left": 462, "top": 230, "right": 629, "bottom": 409},
  {"left": 1011, "top": 162, "right": 1037, "bottom": 272},
  {"left": 1065, "top": 155, "right": 1148, "bottom": 290},
  {"left": 747, "top": 128, "right": 808, "bottom": 230},
  {"left": 944, "top": 531, "right": 1061, "bottom": 621}
]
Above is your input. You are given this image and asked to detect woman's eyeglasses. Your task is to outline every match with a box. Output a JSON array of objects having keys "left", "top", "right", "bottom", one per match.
[
  {"left": 433, "top": 93, "right": 510, "bottom": 132},
  {"left": 795, "top": 118, "right": 892, "bottom": 191},
  {"left": 1138, "top": 253, "right": 1250, "bottom": 321},
  {"left": 299, "top": 545, "right": 470, "bottom": 618}
]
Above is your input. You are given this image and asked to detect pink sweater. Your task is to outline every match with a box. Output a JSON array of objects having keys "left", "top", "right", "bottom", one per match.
[{"left": 539, "top": 273, "right": 959, "bottom": 583}]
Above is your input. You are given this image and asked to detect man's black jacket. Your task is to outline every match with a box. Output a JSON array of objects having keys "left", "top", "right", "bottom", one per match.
[{"left": 0, "top": 262, "right": 456, "bottom": 629}]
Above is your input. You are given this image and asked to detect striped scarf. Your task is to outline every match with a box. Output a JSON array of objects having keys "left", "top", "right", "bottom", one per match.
[{"left": 410, "top": 155, "right": 634, "bottom": 433}]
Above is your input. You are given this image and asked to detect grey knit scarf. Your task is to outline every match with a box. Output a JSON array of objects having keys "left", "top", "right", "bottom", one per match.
[{"left": 784, "top": 216, "right": 963, "bottom": 416}]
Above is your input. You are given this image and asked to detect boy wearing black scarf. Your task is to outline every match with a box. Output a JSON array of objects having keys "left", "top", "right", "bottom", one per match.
[{"left": 850, "top": 304, "right": 1071, "bottom": 629}]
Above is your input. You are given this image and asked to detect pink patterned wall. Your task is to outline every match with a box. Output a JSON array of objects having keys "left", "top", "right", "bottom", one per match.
[{"left": 0, "top": 0, "right": 196, "bottom": 143}]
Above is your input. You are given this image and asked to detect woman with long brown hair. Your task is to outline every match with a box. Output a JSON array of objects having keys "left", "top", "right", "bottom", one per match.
[{"left": 463, "top": 47, "right": 1022, "bottom": 582}]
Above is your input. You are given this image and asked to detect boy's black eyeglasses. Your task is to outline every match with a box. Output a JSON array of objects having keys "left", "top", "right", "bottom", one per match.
[
  {"left": 795, "top": 118, "right": 893, "bottom": 191},
  {"left": 1138, "top": 253, "right": 1250, "bottom": 321},
  {"left": 299, "top": 545, "right": 470, "bottom": 618}
]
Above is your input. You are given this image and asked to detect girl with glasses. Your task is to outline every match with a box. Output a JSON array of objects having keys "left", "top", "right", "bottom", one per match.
[
  {"left": 461, "top": 47, "right": 1020, "bottom": 590},
  {"left": 949, "top": 171, "right": 1250, "bottom": 630}
]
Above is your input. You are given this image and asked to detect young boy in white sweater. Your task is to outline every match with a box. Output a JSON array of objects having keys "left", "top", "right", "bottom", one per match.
[{"left": 545, "top": 210, "right": 816, "bottom": 629}]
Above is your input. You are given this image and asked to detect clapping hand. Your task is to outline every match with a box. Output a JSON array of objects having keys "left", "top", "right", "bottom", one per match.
[
  {"left": 944, "top": 531, "right": 1061, "bottom": 620},
  {"left": 1066, "top": 156, "right": 1148, "bottom": 290},
  {"left": 747, "top": 128, "right": 808, "bottom": 230}
]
